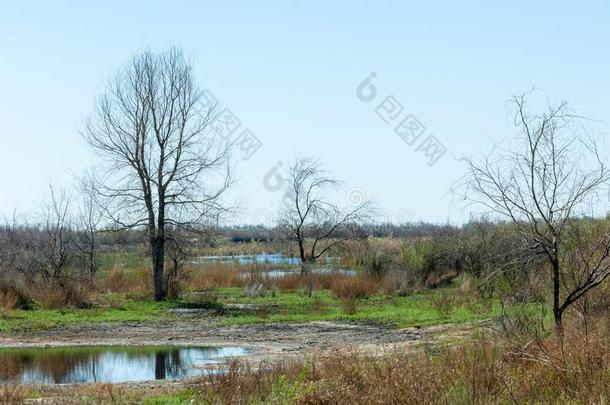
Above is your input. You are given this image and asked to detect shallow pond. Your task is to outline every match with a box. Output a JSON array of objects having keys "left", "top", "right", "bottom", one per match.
[
  {"left": 261, "top": 268, "right": 357, "bottom": 278},
  {"left": 0, "top": 346, "right": 249, "bottom": 384},
  {"left": 196, "top": 253, "right": 339, "bottom": 266}
]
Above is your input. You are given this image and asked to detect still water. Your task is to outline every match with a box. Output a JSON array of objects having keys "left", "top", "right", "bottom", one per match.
[
  {"left": 197, "top": 253, "right": 339, "bottom": 266},
  {"left": 0, "top": 346, "right": 249, "bottom": 384}
]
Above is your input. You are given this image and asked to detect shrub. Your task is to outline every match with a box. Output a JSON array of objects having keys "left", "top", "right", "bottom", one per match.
[
  {"left": 0, "top": 281, "right": 32, "bottom": 311},
  {"left": 31, "top": 278, "right": 93, "bottom": 309},
  {"left": 188, "top": 267, "right": 244, "bottom": 290},
  {"left": 329, "top": 275, "right": 378, "bottom": 300}
]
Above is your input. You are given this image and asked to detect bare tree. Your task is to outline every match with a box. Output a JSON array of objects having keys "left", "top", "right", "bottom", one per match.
[
  {"left": 560, "top": 217, "right": 610, "bottom": 334},
  {"left": 83, "top": 48, "right": 232, "bottom": 300},
  {"left": 40, "top": 185, "right": 74, "bottom": 280},
  {"left": 74, "top": 180, "right": 102, "bottom": 276},
  {"left": 460, "top": 91, "right": 610, "bottom": 335},
  {"left": 279, "top": 158, "right": 372, "bottom": 274}
]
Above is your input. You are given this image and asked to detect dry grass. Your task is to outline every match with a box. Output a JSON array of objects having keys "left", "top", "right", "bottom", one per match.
[
  {"left": 272, "top": 272, "right": 345, "bottom": 291},
  {"left": 185, "top": 264, "right": 384, "bottom": 298},
  {"left": 28, "top": 278, "right": 94, "bottom": 309},
  {"left": 0, "top": 289, "right": 19, "bottom": 317},
  {"left": 8, "top": 312, "right": 610, "bottom": 404},
  {"left": 198, "top": 241, "right": 291, "bottom": 256},
  {"left": 99, "top": 265, "right": 152, "bottom": 297},
  {"left": 187, "top": 266, "right": 244, "bottom": 290},
  {"left": 0, "top": 385, "right": 26, "bottom": 405},
  {"left": 328, "top": 275, "right": 380, "bottom": 300},
  {"left": 189, "top": 320, "right": 610, "bottom": 404}
]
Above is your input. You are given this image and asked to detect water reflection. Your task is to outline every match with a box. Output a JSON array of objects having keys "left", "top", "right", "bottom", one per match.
[
  {"left": 196, "top": 253, "right": 339, "bottom": 266},
  {"left": 0, "top": 346, "right": 248, "bottom": 384}
]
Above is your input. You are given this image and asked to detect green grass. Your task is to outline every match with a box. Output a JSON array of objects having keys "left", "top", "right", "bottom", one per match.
[
  {"left": 0, "top": 299, "right": 175, "bottom": 332},
  {"left": 142, "top": 391, "right": 198, "bottom": 405},
  {"left": 211, "top": 286, "right": 500, "bottom": 328},
  {"left": 1, "top": 284, "right": 503, "bottom": 332}
]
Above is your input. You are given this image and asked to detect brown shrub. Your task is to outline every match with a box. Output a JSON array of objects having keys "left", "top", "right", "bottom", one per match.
[
  {"left": 101, "top": 265, "right": 152, "bottom": 296},
  {"left": 32, "top": 281, "right": 66, "bottom": 309},
  {"left": 273, "top": 273, "right": 303, "bottom": 291},
  {"left": 382, "top": 266, "right": 416, "bottom": 296},
  {"left": 0, "top": 291, "right": 17, "bottom": 317},
  {"left": 424, "top": 270, "right": 457, "bottom": 289},
  {"left": 31, "top": 279, "right": 93, "bottom": 309},
  {"left": 329, "top": 275, "right": 379, "bottom": 300},
  {"left": 0, "top": 281, "right": 32, "bottom": 313},
  {"left": 188, "top": 267, "right": 244, "bottom": 290}
]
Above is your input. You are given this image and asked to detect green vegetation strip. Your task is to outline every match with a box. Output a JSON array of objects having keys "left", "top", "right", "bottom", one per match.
[
  {"left": 1, "top": 286, "right": 506, "bottom": 332},
  {"left": 213, "top": 287, "right": 500, "bottom": 328},
  {"left": 0, "top": 299, "right": 175, "bottom": 332}
]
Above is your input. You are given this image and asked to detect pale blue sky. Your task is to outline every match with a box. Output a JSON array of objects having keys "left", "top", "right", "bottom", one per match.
[{"left": 1, "top": 1, "right": 609, "bottom": 224}]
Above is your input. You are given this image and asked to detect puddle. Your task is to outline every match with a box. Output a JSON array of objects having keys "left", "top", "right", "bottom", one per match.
[{"left": 0, "top": 346, "right": 249, "bottom": 384}]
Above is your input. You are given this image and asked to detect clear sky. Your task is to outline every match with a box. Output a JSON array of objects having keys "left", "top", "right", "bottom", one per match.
[{"left": 1, "top": 1, "right": 609, "bottom": 224}]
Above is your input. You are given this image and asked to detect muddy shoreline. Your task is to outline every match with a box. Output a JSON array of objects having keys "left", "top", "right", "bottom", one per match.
[
  {"left": 0, "top": 318, "right": 490, "bottom": 403},
  {"left": 0, "top": 318, "right": 487, "bottom": 364}
]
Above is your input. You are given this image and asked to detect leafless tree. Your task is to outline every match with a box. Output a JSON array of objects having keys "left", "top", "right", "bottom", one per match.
[
  {"left": 74, "top": 180, "right": 102, "bottom": 276},
  {"left": 83, "top": 48, "right": 232, "bottom": 300},
  {"left": 459, "top": 91, "right": 610, "bottom": 335},
  {"left": 40, "top": 185, "right": 74, "bottom": 280},
  {"left": 561, "top": 217, "right": 610, "bottom": 334},
  {"left": 279, "top": 158, "right": 372, "bottom": 274}
]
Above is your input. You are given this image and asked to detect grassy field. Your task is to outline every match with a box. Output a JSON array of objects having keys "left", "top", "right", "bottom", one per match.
[
  {"left": 0, "top": 284, "right": 500, "bottom": 332},
  {"left": 0, "top": 298, "right": 174, "bottom": 332},
  {"left": 211, "top": 286, "right": 498, "bottom": 327}
]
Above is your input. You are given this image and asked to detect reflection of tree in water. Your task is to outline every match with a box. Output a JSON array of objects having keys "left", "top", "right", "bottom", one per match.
[
  {"left": 154, "top": 348, "right": 187, "bottom": 379},
  {"left": 0, "top": 351, "right": 25, "bottom": 381},
  {"left": 0, "top": 349, "right": 102, "bottom": 383},
  {"left": 0, "top": 346, "right": 233, "bottom": 383}
]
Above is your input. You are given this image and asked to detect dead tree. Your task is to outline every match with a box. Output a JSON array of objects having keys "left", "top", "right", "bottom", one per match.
[
  {"left": 279, "top": 158, "right": 372, "bottom": 274},
  {"left": 73, "top": 178, "right": 102, "bottom": 276},
  {"left": 460, "top": 91, "right": 610, "bottom": 335},
  {"left": 83, "top": 48, "right": 231, "bottom": 300},
  {"left": 40, "top": 185, "right": 74, "bottom": 280}
]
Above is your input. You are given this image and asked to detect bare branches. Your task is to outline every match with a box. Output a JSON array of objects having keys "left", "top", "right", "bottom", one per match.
[
  {"left": 83, "top": 48, "right": 232, "bottom": 300},
  {"left": 458, "top": 91, "right": 610, "bottom": 333},
  {"left": 39, "top": 185, "right": 74, "bottom": 279},
  {"left": 279, "top": 157, "right": 373, "bottom": 273}
]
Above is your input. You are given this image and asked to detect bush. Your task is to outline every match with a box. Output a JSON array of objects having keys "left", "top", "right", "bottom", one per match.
[
  {"left": 0, "top": 281, "right": 32, "bottom": 311},
  {"left": 329, "top": 275, "right": 378, "bottom": 300},
  {"left": 31, "top": 278, "right": 93, "bottom": 309}
]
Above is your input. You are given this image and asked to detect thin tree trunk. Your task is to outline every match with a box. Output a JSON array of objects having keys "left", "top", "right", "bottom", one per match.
[
  {"left": 152, "top": 238, "right": 166, "bottom": 301},
  {"left": 552, "top": 258, "right": 563, "bottom": 337},
  {"left": 299, "top": 236, "right": 308, "bottom": 275}
]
